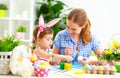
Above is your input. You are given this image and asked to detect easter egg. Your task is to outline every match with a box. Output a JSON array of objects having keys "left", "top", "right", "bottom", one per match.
[{"left": 78, "top": 56, "right": 83, "bottom": 60}]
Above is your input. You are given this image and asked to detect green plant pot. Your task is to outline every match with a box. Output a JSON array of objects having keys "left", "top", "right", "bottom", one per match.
[
  {"left": 0, "top": 10, "right": 7, "bottom": 17},
  {"left": 115, "top": 65, "right": 120, "bottom": 73}
]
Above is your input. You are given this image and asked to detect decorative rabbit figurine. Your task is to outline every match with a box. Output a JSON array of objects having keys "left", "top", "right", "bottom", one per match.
[{"left": 10, "top": 45, "right": 34, "bottom": 78}]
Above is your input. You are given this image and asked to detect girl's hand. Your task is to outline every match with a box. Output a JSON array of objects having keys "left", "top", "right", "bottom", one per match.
[
  {"left": 49, "top": 59, "right": 61, "bottom": 65},
  {"left": 64, "top": 46, "right": 72, "bottom": 55},
  {"left": 78, "top": 57, "right": 90, "bottom": 65}
]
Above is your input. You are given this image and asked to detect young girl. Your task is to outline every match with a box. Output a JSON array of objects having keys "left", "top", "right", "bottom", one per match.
[{"left": 32, "top": 16, "right": 73, "bottom": 63}]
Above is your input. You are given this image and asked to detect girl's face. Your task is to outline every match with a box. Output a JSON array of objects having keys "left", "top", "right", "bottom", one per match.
[
  {"left": 66, "top": 20, "right": 84, "bottom": 37},
  {"left": 38, "top": 33, "right": 53, "bottom": 49}
]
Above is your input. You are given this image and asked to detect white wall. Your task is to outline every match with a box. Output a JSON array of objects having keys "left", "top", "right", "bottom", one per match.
[{"left": 61, "top": 0, "right": 120, "bottom": 48}]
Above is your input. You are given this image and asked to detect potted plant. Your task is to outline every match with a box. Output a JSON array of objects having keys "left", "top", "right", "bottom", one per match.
[
  {"left": 35, "top": 0, "right": 72, "bottom": 39},
  {"left": 0, "top": 3, "right": 8, "bottom": 17},
  {"left": 103, "top": 41, "right": 120, "bottom": 61},
  {"left": 0, "top": 35, "right": 21, "bottom": 74},
  {"left": 0, "top": 35, "right": 21, "bottom": 52},
  {"left": 16, "top": 25, "right": 27, "bottom": 40}
]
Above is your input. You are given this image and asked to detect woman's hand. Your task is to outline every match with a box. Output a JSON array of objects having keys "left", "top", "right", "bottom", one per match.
[
  {"left": 64, "top": 46, "right": 72, "bottom": 55},
  {"left": 65, "top": 55, "right": 73, "bottom": 62},
  {"left": 78, "top": 57, "right": 90, "bottom": 65}
]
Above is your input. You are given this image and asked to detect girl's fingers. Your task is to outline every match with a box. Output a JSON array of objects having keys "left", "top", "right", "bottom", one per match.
[
  {"left": 56, "top": 59, "right": 61, "bottom": 64},
  {"left": 50, "top": 59, "right": 61, "bottom": 65},
  {"left": 53, "top": 59, "right": 61, "bottom": 65}
]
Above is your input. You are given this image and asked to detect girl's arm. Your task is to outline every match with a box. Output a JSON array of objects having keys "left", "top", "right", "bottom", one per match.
[
  {"left": 34, "top": 47, "right": 51, "bottom": 59},
  {"left": 34, "top": 47, "right": 73, "bottom": 62},
  {"left": 51, "top": 54, "right": 73, "bottom": 62}
]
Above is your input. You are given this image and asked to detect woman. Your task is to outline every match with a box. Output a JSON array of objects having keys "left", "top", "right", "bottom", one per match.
[{"left": 53, "top": 8, "right": 104, "bottom": 65}]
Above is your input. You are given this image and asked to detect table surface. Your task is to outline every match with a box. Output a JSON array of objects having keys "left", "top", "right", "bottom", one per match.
[{"left": 0, "top": 65, "right": 120, "bottom": 78}]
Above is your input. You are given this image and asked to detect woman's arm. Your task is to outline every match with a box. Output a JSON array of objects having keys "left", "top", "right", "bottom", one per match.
[
  {"left": 78, "top": 57, "right": 98, "bottom": 65},
  {"left": 94, "top": 46, "right": 104, "bottom": 54},
  {"left": 52, "top": 46, "right": 60, "bottom": 54},
  {"left": 88, "top": 46, "right": 104, "bottom": 64},
  {"left": 78, "top": 46, "right": 104, "bottom": 65}
]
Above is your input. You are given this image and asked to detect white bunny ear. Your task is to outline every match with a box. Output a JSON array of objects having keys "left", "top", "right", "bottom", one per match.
[
  {"left": 46, "top": 18, "right": 61, "bottom": 27},
  {"left": 39, "top": 16, "right": 44, "bottom": 26}
]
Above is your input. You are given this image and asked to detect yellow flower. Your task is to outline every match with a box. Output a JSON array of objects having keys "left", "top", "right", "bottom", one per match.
[
  {"left": 102, "top": 41, "right": 120, "bottom": 60},
  {"left": 112, "top": 41, "right": 119, "bottom": 48},
  {"left": 104, "top": 49, "right": 112, "bottom": 54}
]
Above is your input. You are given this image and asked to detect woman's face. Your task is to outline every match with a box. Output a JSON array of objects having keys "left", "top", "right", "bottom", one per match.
[
  {"left": 66, "top": 20, "right": 84, "bottom": 36},
  {"left": 38, "top": 33, "right": 53, "bottom": 49}
]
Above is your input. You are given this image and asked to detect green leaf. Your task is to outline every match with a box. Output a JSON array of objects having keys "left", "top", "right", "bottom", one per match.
[
  {"left": 0, "top": 35, "right": 21, "bottom": 52},
  {"left": 40, "top": 4, "right": 49, "bottom": 14},
  {"left": 17, "top": 25, "right": 27, "bottom": 32},
  {"left": 0, "top": 3, "right": 8, "bottom": 10},
  {"left": 52, "top": 2, "right": 63, "bottom": 13},
  {"left": 116, "top": 55, "right": 120, "bottom": 60}
]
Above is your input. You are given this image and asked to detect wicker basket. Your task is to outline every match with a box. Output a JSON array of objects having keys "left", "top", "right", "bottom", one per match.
[{"left": 0, "top": 52, "right": 12, "bottom": 74}]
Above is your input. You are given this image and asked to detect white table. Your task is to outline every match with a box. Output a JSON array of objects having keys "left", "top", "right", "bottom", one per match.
[
  {"left": 0, "top": 65, "right": 120, "bottom": 78},
  {"left": 0, "top": 71, "right": 120, "bottom": 78}
]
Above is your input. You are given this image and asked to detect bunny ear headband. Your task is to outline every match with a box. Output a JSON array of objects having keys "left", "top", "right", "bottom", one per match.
[{"left": 37, "top": 16, "right": 61, "bottom": 39}]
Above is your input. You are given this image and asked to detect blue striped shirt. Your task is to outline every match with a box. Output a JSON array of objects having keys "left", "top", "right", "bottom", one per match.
[{"left": 53, "top": 29, "right": 100, "bottom": 64}]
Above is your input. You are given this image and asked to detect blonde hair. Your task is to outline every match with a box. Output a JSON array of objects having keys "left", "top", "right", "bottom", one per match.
[{"left": 67, "top": 8, "right": 91, "bottom": 45}]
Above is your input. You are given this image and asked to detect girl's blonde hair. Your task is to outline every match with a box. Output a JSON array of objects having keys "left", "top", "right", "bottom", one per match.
[{"left": 67, "top": 8, "right": 91, "bottom": 45}]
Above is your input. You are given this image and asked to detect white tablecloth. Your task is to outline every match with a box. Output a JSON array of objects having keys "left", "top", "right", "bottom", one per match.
[
  {"left": 0, "top": 72, "right": 120, "bottom": 78},
  {"left": 0, "top": 65, "right": 120, "bottom": 78}
]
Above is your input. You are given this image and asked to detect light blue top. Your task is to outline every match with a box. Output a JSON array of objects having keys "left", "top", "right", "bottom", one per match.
[{"left": 53, "top": 29, "right": 100, "bottom": 65}]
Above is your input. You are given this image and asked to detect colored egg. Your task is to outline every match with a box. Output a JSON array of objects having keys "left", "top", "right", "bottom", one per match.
[{"left": 78, "top": 56, "right": 83, "bottom": 60}]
